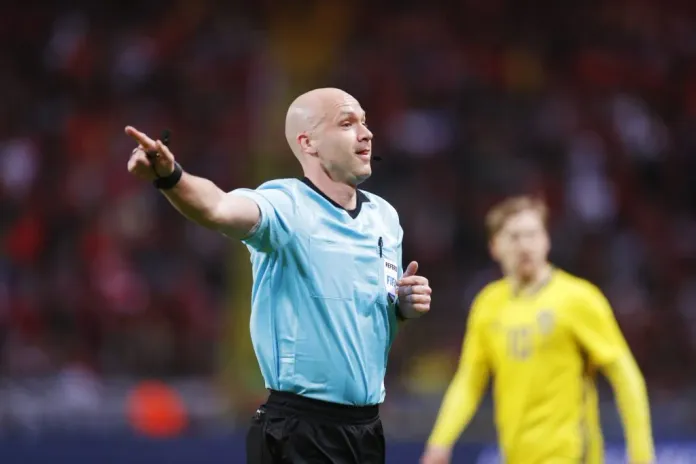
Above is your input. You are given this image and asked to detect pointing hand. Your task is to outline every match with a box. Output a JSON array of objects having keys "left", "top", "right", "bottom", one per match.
[{"left": 125, "top": 126, "right": 175, "bottom": 181}]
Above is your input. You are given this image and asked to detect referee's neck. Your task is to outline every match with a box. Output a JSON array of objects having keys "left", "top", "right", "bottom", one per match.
[{"left": 304, "top": 173, "right": 358, "bottom": 211}]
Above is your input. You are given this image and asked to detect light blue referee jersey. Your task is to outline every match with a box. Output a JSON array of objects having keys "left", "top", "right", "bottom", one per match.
[{"left": 229, "top": 177, "right": 403, "bottom": 406}]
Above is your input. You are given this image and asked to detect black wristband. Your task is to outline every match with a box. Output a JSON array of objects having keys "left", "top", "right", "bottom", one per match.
[{"left": 153, "top": 162, "right": 183, "bottom": 190}]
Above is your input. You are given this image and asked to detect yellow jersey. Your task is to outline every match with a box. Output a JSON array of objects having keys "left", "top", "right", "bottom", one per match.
[{"left": 427, "top": 269, "right": 654, "bottom": 464}]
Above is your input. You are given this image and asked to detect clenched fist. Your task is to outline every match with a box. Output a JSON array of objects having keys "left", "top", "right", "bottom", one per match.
[
  {"left": 125, "top": 126, "right": 176, "bottom": 181},
  {"left": 397, "top": 261, "right": 432, "bottom": 319}
]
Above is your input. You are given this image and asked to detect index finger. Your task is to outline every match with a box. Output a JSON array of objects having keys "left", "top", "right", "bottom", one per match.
[{"left": 125, "top": 126, "right": 156, "bottom": 150}]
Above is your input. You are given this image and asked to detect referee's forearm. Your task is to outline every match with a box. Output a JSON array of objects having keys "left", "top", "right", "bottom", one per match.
[
  {"left": 160, "top": 172, "right": 228, "bottom": 229},
  {"left": 603, "top": 355, "right": 655, "bottom": 463}
]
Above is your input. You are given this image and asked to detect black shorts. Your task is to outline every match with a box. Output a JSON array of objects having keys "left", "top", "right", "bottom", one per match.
[{"left": 246, "top": 390, "right": 386, "bottom": 464}]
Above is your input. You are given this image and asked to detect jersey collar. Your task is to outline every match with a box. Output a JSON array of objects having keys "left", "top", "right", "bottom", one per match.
[
  {"left": 510, "top": 266, "right": 556, "bottom": 299},
  {"left": 301, "top": 177, "right": 369, "bottom": 219}
]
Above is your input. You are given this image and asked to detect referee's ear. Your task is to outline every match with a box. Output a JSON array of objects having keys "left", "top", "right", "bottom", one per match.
[{"left": 298, "top": 133, "right": 318, "bottom": 156}]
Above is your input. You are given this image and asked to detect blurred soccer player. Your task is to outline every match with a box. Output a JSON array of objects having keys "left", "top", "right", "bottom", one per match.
[
  {"left": 421, "top": 196, "right": 653, "bottom": 464},
  {"left": 124, "top": 87, "right": 432, "bottom": 464}
]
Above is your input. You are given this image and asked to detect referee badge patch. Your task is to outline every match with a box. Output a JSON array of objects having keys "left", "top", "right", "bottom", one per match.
[{"left": 383, "top": 258, "right": 398, "bottom": 304}]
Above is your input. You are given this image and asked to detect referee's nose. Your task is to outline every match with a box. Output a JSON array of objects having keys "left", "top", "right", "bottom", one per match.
[{"left": 358, "top": 124, "right": 373, "bottom": 142}]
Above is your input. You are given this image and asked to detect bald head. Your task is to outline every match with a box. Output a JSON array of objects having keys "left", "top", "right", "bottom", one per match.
[
  {"left": 284, "top": 88, "right": 358, "bottom": 161},
  {"left": 284, "top": 87, "right": 373, "bottom": 185}
]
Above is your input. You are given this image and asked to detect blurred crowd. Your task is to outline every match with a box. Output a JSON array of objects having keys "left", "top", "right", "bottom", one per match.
[{"left": 2, "top": 0, "right": 696, "bottom": 418}]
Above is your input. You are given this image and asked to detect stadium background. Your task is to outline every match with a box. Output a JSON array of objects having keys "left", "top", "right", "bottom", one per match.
[{"left": 2, "top": 0, "right": 696, "bottom": 462}]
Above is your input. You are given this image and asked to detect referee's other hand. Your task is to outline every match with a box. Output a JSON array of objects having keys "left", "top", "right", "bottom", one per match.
[
  {"left": 125, "top": 125, "right": 176, "bottom": 181},
  {"left": 396, "top": 261, "right": 431, "bottom": 318}
]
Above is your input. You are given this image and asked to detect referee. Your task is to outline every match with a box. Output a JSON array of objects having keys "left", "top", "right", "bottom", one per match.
[{"left": 124, "top": 87, "right": 432, "bottom": 463}]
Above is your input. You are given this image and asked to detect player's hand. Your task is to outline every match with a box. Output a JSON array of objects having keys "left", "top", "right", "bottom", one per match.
[
  {"left": 125, "top": 125, "right": 175, "bottom": 181},
  {"left": 420, "top": 445, "right": 451, "bottom": 464},
  {"left": 397, "top": 261, "right": 431, "bottom": 319}
]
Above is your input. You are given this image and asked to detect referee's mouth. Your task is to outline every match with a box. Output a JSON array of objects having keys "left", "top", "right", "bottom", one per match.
[{"left": 356, "top": 148, "right": 371, "bottom": 159}]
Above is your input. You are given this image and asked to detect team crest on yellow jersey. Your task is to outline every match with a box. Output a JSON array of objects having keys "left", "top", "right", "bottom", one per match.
[{"left": 537, "top": 310, "right": 555, "bottom": 335}]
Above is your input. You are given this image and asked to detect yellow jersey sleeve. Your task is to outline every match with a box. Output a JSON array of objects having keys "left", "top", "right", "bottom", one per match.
[
  {"left": 570, "top": 282, "right": 654, "bottom": 463},
  {"left": 603, "top": 356, "right": 655, "bottom": 463},
  {"left": 427, "top": 293, "right": 490, "bottom": 447},
  {"left": 569, "top": 282, "right": 627, "bottom": 367}
]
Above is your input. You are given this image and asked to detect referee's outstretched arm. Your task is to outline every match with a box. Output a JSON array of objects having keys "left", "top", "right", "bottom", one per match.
[{"left": 125, "top": 125, "right": 261, "bottom": 240}]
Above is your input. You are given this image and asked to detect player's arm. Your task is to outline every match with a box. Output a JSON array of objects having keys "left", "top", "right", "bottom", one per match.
[
  {"left": 571, "top": 284, "right": 654, "bottom": 464},
  {"left": 422, "top": 299, "right": 490, "bottom": 461},
  {"left": 603, "top": 356, "right": 653, "bottom": 464}
]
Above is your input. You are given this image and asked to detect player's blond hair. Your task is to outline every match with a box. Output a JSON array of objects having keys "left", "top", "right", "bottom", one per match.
[{"left": 485, "top": 195, "right": 548, "bottom": 239}]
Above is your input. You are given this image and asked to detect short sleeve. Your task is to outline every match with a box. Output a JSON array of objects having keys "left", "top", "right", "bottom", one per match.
[
  {"left": 228, "top": 180, "right": 299, "bottom": 252},
  {"left": 570, "top": 283, "right": 629, "bottom": 367}
]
